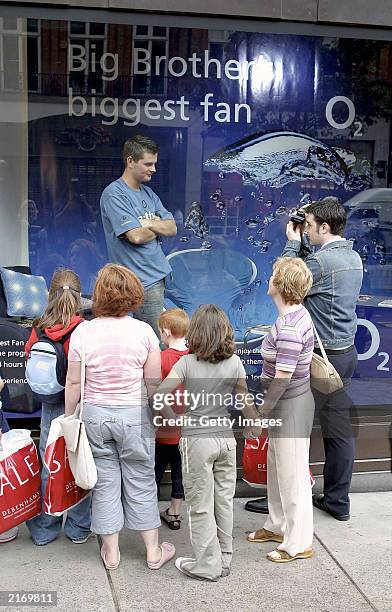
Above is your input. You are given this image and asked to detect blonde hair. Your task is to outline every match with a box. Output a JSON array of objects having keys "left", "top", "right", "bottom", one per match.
[
  {"left": 158, "top": 308, "right": 189, "bottom": 338},
  {"left": 272, "top": 257, "right": 313, "bottom": 304},
  {"left": 35, "top": 269, "right": 82, "bottom": 330}
]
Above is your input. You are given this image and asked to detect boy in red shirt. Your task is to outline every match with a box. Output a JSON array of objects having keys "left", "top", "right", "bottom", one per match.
[{"left": 155, "top": 308, "right": 189, "bottom": 529}]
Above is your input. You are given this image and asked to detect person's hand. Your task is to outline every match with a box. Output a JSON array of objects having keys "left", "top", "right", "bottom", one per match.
[
  {"left": 0, "top": 378, "right": 4, "bottom": 393},
  {"left": 139, "top": 218, "right": 153, "bottom": 228},
  {"left": 286, "top": 221, "right": 302, "bottom": 241},
  {"left": 243, "top": 425, "right": 263, "bottom": 439}
]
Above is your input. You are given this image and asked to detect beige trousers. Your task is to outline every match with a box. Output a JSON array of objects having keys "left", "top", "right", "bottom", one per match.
[
  {"left": 264, "top": 390, "right": 315, "bottom": 557},
  {"left": 180, "top": 434, "right": 237, "bottom": 580}
]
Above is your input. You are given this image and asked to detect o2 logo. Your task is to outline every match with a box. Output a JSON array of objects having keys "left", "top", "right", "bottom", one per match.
[
  {"left": 356, "top": 319, "right": 390, "bottom": 372},
  {"left": 326, "top": 96, "right": 363, "bottom": 136}
]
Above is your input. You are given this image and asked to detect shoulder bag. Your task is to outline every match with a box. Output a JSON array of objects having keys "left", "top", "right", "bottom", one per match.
[
  {"left": 310, "top": 323, "right": 344, "bottom": 395},
  {"left": 60, "top": 328, "right": 97, "bottom": 490}
]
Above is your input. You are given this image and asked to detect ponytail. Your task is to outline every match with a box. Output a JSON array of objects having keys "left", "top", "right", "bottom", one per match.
[{"left": 35, "top": 269, "right": 82, "bottom": 330}]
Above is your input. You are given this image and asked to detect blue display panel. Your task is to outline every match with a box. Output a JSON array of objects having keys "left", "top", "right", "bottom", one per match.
[{"left": 1, "top": 18, "right": 392, "bottom": 398}]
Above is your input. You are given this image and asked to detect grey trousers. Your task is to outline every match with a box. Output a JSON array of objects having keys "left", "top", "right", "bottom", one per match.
[
  {"left": 83, "top": 403, "right": 161, "bottom": 535},
  {"left": 180, "top": 434, "right": 237, "bottom": 581}
]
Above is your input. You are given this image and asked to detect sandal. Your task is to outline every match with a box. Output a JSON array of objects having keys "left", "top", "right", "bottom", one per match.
[
  {"left": 160, "top": 508, "right": 182, "bottom": 530},
  {"left": 246, "top": 528, "right": 283, "bottom": 543},
  {"left": 147, "top": 542, "right": 176, "bottom": 570},
  {"left": 267, "top": 548, "right": 313, "bottom": 563},
  {"left": 101, "top": 548, "right": 121, "bottom": 570}
]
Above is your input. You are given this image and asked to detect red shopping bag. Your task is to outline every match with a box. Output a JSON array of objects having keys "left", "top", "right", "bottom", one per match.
[
  {"left": 242, "top": 435, "right": 316, "bottom": 488},
  {"left": 0, "top": 429, "right": 41, "bottom": 534},
  {"left": 44, "top": 415, "right": 90, "bottom": 516},
  {"left": 242, "top": 435, "right": 269, "bottom": 487}
]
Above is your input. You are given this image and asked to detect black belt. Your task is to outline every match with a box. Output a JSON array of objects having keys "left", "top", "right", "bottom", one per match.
[{"left": 314, "top": 345, "right": 354, "bottom": 355}]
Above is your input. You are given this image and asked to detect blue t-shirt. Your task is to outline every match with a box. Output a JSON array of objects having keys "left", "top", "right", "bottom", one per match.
[{"left": 100, "top": 178, "right": 174, "bottom": 289}]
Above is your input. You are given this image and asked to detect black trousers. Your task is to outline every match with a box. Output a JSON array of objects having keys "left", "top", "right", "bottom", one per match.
[
  {"left": 312, "top": 346, "right": 358, "bottom": 516},
  {"left": 155, "top": 441, "right": 184, "bottom": 500}
]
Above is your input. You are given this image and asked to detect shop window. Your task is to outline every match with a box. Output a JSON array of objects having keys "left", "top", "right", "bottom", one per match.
[
  {"left": 208, "top": 29, "right": 231, "bottom": 64},
  {"left": 68, "top": 21, "right": 107, "bottom": 95},
  {"left": 0, "top": 17, "right": 40, "bottom": 92},
  {"left": 132, "top": 25, "right": 168, "bottom": 96}
]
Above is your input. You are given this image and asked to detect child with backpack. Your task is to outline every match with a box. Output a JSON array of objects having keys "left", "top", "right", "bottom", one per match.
[
  {"left": 0, "top": 376, "right": 19, "bottom": 543},
  {"left": 25, "top": 269, "right": 92, "bottom": 546},
  {"left": 154, "top": 304, "right": 262, "bottom": 581},
  {"left": 155, "top": 308, "right": 189, "bottom": 530}
]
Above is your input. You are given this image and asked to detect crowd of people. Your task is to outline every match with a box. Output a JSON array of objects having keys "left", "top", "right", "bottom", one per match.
[{"left": 0, "top": 135, "right": 363, "bottom": 581}]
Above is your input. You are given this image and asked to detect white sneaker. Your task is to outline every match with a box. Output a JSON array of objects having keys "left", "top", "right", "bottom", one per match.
[
  {"left": 71, "top": 532, "right": 93, "bottom": 544},
  {"left": 0, "top": 526, "right": 19, "bottom": 543}
]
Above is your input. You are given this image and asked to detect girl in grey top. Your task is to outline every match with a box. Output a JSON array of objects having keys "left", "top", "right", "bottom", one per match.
[{"left": 154, "top": 304, "right": 261, "bottom": 581}]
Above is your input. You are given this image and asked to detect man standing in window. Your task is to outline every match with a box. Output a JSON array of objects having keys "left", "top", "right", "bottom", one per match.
[
  {"left": 100, "top": 135, "right": 177, "bottom": 336},
  {"left": 283, "top": 197, "right": 363, "bottom": 521}
]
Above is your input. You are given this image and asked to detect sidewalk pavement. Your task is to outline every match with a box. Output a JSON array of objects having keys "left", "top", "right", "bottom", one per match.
[{"left": 3, "top": 492, "right": 391, "bottom": 612}]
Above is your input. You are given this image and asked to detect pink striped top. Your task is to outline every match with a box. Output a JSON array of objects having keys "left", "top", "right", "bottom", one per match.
[
  {"left": 261, "top": 305, "right": 314, "bottom": 397},
  {"left": 68, "top": 316, "right": 160, "bottom": 406}
]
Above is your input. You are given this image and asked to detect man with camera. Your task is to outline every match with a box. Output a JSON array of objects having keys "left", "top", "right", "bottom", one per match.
[{"left": 282, "top": 197, "right": 363, "bottom": 521}]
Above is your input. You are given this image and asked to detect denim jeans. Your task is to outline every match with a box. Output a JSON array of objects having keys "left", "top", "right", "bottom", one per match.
[
  {"left": 26, "top": 402, "right": 92, "bottom": 545},
  {"left": 133, "top": 279, "right": 165, "bottom": 338}
]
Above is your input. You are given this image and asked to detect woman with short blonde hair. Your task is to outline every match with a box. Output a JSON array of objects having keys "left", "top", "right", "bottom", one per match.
[
  {"left": 247, "top": 257, "right": 315, "bottom": 563},
  {"left": 65, "top": 263, "right": 175, "bottom": 571}
]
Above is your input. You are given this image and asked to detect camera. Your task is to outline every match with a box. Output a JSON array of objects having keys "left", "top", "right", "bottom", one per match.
[
  {"left": 290, "top": 203, "right": 311, "bottom": 228},
  {"left": 290, "top": 210, "right": 306, "bottom": 227}
]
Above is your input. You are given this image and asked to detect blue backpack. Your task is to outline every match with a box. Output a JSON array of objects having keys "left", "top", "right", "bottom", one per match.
[{"left": 25, "top": 327, "right": 76, "bottom": 404}]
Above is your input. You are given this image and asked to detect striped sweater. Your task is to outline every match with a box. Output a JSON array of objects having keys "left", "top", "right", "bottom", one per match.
[{"left": 261, "top": 305, "right": 314, "bottom": 398}]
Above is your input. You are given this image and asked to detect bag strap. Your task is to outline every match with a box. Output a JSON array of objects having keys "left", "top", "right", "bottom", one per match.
[
  {"left": 311, "top": 321, "right": 331, "bottom": 366},
  {"left": 79, "top": 327, "right": 86, "bottom": 419}
]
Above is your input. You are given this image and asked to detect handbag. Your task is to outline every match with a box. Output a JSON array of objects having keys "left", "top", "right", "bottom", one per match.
[
  {"left": 242, "top": 434, "right": 269, "bottom": 487},
  {"left": 310, "top": 323, "right": 344, "bottom": 395},
  {"left": 242, "top": 434, "right": 316, "bottom": 488},
  {"left": 43, "top": 415, "right": 91, "bottom": 515},
  {"left": 60, "top": 329, "right": 97, "bottom": 490},
  {"left": 0, "top": 429, "right": 41, "bottom": 532}
]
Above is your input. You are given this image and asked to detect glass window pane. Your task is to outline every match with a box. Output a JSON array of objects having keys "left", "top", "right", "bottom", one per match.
[
  {"left": 151, "top": 40, "right": 166, "bottom": 59},
  {"left": 70, "top": 21, "right": 86, "bottom": 35},
  {"left": 135, "top": 25, "right": 148, "bottom": 36},
  {"left": 27, "top": 19, "right": 38, "bottom": 33},
  {"left": 209, "top": 42, "right": 223, "bottom": 62},
  {"left": 90, "top": 22, "right": 105, "bottom": 36},
  {"left": 27, "top": 37, "right": 38, "bottom": 91},
  {"left": 152, "top": 27, "right": 167, "bottom": 38},
  {"left": 134, "top": 39, "right": 149, "bottom": 52},
  {"left": 3, "top": 36, "right": 20, "bottom": 90},
  {"left": 3, "top": 17, "right": 18, "bottom": 31},
  {"left": 133, "top": 75, "right": 147, "bottom": 94}
]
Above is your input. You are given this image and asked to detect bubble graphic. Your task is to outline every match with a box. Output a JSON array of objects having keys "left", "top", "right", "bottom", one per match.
[
  {"left": 201, "top": 240, "right": 212, "bottom": 250},
  {"left": 180, "top": 236, "right": 189, "bottom": 243},
  {"left": 216, "top": 201, "right": 225, "bottom": 211},
  {"left": 266, "top": 200, "right": 273, "bottom": 207},
  {"left": 245, "top": 219, "right": 259, "bottom": 229},
  {"left": 276, "top": 206, "right": 287, "bottom": 215},
  {"left": 300, "top": 193, "right": 312, "bottom": 204},
  {"left": 234, "top": 195, "right": 242, "bottom": 203},
  {"left": 218, "top": 171, "right": 225, "bottom": 179}
]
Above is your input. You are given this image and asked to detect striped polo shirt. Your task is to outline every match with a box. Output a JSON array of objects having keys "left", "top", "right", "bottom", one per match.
[{"left": 261, "top": 305, "right": 314, "bottom": 398}]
